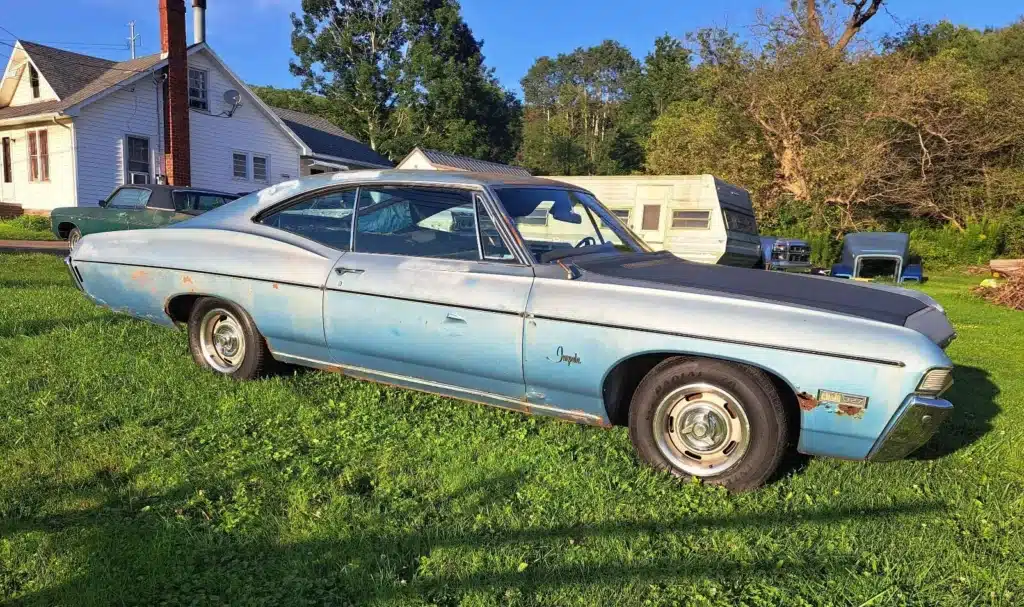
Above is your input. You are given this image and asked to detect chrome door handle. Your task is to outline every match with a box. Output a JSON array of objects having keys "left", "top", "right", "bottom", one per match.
[
  {"left": 335, "top": 267, "right": 365, "bottom": 276},
  {"left": 445, "top": 312, "right": 466, "bottom": 323}
]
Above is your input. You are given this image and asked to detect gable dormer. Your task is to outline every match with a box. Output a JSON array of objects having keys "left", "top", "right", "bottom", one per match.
[{"left": 0, "top": 43, "right": 59, "bottom": 108}]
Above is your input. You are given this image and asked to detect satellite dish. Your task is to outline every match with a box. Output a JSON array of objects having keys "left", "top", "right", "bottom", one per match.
[{"left": 223, "top": 89, "right": 241, "bottom": 106}]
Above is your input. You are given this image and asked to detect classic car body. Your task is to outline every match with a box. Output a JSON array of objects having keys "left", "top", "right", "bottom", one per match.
[
  {"left": 65, "top": 171, "right": 956, "bottom": 490},
  {"left": 760, "top": 236, "right": 812, "bottom": 272},
  {"left": 830, "top": 232, "right": 924, "bottom": 283},
  {"left": 50, "top": 184, "right": 239, "bottom": 247}
]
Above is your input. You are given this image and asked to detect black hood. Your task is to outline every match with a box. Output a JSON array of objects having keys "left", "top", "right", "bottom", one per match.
[{"left": 573, "top": 252, "right": 927, "bottom": 326}]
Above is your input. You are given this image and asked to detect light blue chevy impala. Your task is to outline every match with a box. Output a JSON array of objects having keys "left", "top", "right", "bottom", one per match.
[{"left": 65, "top": 170, "right": 956, "bottom": 491}]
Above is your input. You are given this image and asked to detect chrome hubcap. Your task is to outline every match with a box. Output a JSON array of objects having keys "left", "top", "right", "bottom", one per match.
[
  {"left": 199, "top": 308, "right": 245, "bottom": 374},
  {"left": 653, "top": 383, "right": 750, "bottom": 477}
]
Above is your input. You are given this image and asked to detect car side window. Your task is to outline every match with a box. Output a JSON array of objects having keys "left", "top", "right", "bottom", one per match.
[
  {"left": 196, "top": 194, "right": 232, "bottom": 212},
  {"left": 476, "top": 197, "right": 514, "bottom": 261},
  {"left": 107, "top": 187, "right": 152, "bottom": 209},
  {"left": 259, "top": 189, "right": 357, "bottom": 251},
  {"left": 354, "top": 186, "right": 486, "bottom": 261}
]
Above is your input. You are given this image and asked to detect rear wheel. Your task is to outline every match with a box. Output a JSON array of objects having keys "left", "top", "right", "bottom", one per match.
[
  {"left": 628, "top": 357, "right": 790, "bottom": 492},
  {"left": 187, "top": 297, "right": 271, "bottom": 380},
  {"left": 67, "top": 227, "right": 82, "bottom": 249}
]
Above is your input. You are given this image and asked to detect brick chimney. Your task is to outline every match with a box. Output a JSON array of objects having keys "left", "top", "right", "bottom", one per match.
[{"left": 159, "top": 0, "right": 191, "bottom": 186}]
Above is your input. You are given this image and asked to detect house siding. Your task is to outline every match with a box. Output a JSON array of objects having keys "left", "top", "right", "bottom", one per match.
[
  {"left": 186, "top": 52, "right": 301, "bottom": 195},
  {"left": 74, "top": 78, "right": 162, "bottom": 207},
  {"left": 0, "top": 120, "right": 77, "bottom": 211},
  {"left": 8, "top": 62, "right": 59, "bottom": 107}
]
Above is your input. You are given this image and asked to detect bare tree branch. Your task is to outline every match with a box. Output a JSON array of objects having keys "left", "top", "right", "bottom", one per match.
[{"left": 834, "top": 0, "right": 884, "bottom": 52}]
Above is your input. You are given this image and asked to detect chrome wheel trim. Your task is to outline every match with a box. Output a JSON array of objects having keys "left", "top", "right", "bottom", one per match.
[
  {"left": 68, "top": 230, "right": 81, "bottom": 249},
  {"left": 198, "top": 308, "right": 246, "bottom": 374},
  {"left": 652, "top": 383, "right": 751, "bottom": 477}
]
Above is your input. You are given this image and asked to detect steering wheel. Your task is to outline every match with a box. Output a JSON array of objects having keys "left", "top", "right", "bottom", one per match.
[{"left": 575, "top": 236, "right": 597, "bottom": 248}]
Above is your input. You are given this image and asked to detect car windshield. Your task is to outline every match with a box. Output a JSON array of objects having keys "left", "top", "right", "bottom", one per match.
[{"left": 492, "top": 187, "right": 650, "bottom": 262}]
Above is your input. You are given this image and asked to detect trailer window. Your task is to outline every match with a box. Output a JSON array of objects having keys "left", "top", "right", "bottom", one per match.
[
  {"left": 672, "top": 210, "right": 711, "bottom": 229},
  {"left": 722, "top": 208, "right": 758, "bottom": 234}
]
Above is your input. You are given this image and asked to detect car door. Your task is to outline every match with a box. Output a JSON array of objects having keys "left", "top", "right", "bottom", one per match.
[
  {"left": 79, "top": 187, "right": 149, "bottom": 235},
  {"left": 323, "top": 185, "right": 533, "bottom": 401}
]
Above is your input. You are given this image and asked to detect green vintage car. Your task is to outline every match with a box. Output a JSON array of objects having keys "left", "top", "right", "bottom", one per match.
[{"left": 51, "top": 184, "right": 240, "bottom": 247}]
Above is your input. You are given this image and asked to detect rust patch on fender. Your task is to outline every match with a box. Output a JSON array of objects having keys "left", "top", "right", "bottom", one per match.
[
  {"left": 796, "top": 392, "right": 818, "bottom": 412},
  {"left": 182, "top": 275, "right": 193, "bottom": 285},
  {"left": 130, "top": 270, "right": 148, "bottom": 281},
  {"left": 272, "top": 283, "right": 280, "bottom": 290}
]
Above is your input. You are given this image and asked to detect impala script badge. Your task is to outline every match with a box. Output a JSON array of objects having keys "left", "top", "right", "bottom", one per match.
[{"left": 553, "top": 346, "right": 582, "bottom": 367}]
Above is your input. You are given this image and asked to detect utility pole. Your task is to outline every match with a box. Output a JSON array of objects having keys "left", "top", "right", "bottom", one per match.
[{"left": 127, "top": 21, "right": 140, "bottom": 59}]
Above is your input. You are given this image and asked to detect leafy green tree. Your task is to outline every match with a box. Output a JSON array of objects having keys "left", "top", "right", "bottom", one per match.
[
  {"left": 519, "top": 41, "right": 639, "bottom": 175},
  {"left": 289, "top": 0, "right": 520, "bottom": 162}
]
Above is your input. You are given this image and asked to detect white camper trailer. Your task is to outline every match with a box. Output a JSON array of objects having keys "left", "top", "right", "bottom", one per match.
[{"left": 549, "top": 175, "right": 761, "bottom": 267}]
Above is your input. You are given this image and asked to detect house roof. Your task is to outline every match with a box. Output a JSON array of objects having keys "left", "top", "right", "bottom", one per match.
[
  {"left": 271, "top": 107, "right": 393, "bottom": 168},
  {"left": 0, "top": 41, "right": 164, "bottom": 121},
  {"left": 405, "top": 147, "right": 532, "bottom": 176}
]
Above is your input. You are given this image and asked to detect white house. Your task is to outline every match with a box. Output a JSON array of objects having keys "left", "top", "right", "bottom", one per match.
[{"left": 0, "top": 0, "right": 390, "bottom": 213}]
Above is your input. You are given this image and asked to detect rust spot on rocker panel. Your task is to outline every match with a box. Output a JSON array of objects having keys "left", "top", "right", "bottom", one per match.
[{"left": 797, "top": 392, "right": 818, "bottom": 412}]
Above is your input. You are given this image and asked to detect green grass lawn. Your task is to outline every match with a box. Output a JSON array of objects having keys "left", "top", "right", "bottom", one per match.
[
  {"left": 0, "top": 255, "right": 1021, "bottom": 606},
  {"left": 0, "top": 216, "right": 58, "bottom": 241}
]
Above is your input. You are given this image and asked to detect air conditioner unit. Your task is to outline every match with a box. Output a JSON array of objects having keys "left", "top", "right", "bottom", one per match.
[{"left": 129, "top": 172, "right": 150, "bottom": 185}]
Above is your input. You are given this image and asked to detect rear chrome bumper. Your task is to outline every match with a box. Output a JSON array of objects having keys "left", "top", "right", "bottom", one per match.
[
  {"left": 64, "top": 256, "right": 84, "bottom": 291},
  {"left": 868, "top": 395, "right": 953, "bottom": 461}
]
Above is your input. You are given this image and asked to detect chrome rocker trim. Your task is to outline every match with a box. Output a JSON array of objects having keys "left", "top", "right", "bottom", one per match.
[
  {"left": 272, "top": 352, "right": 610, "bottom": 427},
  {"left": 867, "top": 395, "right": 953, "bottom": 461}
]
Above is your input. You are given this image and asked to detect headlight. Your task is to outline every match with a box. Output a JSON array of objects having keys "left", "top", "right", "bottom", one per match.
[{"left": 917, "top": 368, "right": 953, "bottom": 396}]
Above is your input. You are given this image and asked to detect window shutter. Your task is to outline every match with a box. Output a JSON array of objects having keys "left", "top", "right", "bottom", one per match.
[
  {"left": 38, "top": 130, "right": 49, "bottom": 181},
  {"left": 27, "top": 132, "right": 38, "bottom": 182}
]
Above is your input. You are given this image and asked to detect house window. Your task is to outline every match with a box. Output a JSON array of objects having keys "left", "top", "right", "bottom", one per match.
[
  {"left": 1, "top": 138, "right": 11, "bottom": 183},
  {"left": 125, "top": 135, "right": 151, "bottom": 184},
  {"left": 233, "top": 152, "right": 248, "bottom": 179},
  {"left": 29, "top": 65, "right": 40, "bottom": 98},
  {"left": 27, "top": 130, "right": 49, "bottom": 182},
  {"left": 601, "top": 208, "right": 631, "bottom": 228},
  {"left": 188, "top": 68, "right": 209, "bottom": 111},
  {"left": 672, "top": 210, "right": 711, "bottom": 229},
  {"left": 252, "top": 155, "right": 269, "bottom": 182},
  {"left": 642, "top": 204, "right": 660, "bottom": 230}
]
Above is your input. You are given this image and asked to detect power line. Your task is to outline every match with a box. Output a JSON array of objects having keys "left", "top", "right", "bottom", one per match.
[{"left": 1, "top": 40, "right": 130, "bottom": 50}]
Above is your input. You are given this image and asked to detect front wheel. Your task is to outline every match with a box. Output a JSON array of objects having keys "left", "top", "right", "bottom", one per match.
[
  {"left": 187, "top": 297, "right": 271, "bottom": 380},
  {"left": 67, "top": 227, "right": 82, "bottom": 249},
  {"left": 628, "top": 357, "right": 790, "bottom": 492}
]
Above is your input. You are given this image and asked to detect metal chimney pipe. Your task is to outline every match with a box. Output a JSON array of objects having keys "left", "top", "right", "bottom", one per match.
[{"left": 192, "top": 0, "right": 207, "bottom": 44}]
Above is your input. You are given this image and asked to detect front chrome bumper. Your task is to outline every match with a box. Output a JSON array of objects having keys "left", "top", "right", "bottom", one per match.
[
  {"left": 64, "top": 256, "right": 84, "bottom": 291},
  {"left": 867, "top": 395, "right": 953, "bottom": 461}
]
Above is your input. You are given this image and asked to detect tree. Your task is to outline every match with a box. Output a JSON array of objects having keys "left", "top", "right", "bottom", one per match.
[
  {"left": 289, "top": 0, "right": 521, "bottom": 162},
  {"left": 519, "top": 41, "right": 640, "bottom": 175}
]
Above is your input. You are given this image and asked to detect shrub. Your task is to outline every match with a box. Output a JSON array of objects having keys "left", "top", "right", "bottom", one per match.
[
  {"left": 908, "top": 221, "right": 1002, "bottom": 268},
  {"left": 6, "top": 215, "right": 50, "bottom": 232}
]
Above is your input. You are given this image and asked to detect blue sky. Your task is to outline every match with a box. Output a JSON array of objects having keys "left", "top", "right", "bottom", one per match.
[{"left": 2, "top": 0, "right": 1022, "bottom": 96}]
